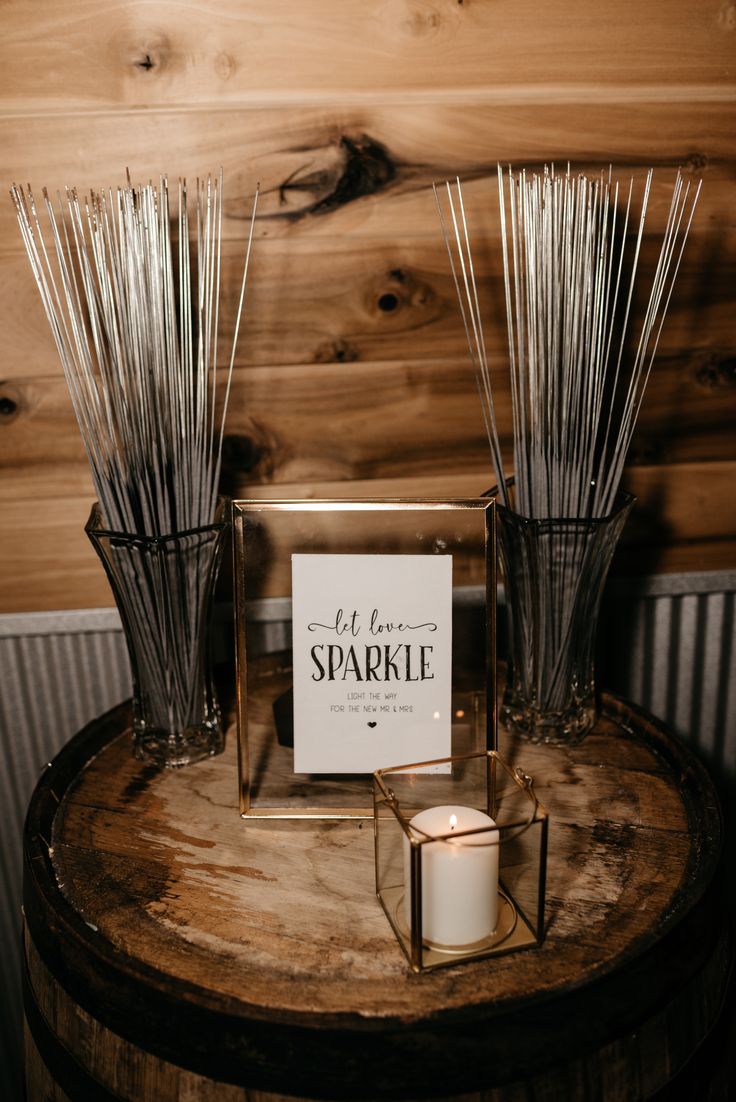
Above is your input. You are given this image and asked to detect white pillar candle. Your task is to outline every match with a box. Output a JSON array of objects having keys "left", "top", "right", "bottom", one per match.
[{"left": 404, "top": 804, "right": 499, "bottom": 947}]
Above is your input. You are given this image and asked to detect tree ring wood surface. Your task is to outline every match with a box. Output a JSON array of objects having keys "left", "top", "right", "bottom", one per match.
[{"left": 23, "top": 694, "right": 729, "bottom": 1101}]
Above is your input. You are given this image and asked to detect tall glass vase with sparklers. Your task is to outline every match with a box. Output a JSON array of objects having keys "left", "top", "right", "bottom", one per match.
[
  {"left": 13, "top": 175, "right": 258, "bottom": 766},
  {"left": 437, "top": 166, "right": 700, "bottom": 743}
]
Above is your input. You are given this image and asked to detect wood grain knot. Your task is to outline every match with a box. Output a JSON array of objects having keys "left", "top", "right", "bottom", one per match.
[
  {"left": 314, "top": 338, "right": 359, "bottom": 363},
  {"left": 718, "top": 2, "right": 736, "bottom": 30},
  {"left": 627, "top": 438, "right": 664, "bottom": 465},
  {"left": 0, "top": 384, "right": 20, "bottom": 424},
  {"left": 215, "top": 51, "right": 236, "bottom": 80},
  {"left": 371, "top": 268, "right": 435, "bottom": 320},
  {"left": 220, "top": 421, "right": 283, "bottom": 487},
  {"left": 311, "top": 134, "right": 396, "bottom": 215},
  {"left": 378, "top": 292, "right": 399, "bottom": 312},
  {"left": 402, "top": 3, "right": 443, "bottom": 37},
  {"left": 695, "top": 355, "right": 736, "bottom": 389},
  {"left": 684, "top": 152, "right": 709, "bottom": 173},
  {"left": 269, "top": 134, "right": 396, "bottom": 221},
  {"left": 127, "top": 34, "right": 171, "bottom": 75},
  {"left": 221, "top": 434, "right": 265, "bottom": 474}
]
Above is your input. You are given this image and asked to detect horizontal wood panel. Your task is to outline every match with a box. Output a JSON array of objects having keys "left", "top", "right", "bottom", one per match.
[
  {"left": 1, "top": 103, "right": 734, "bottom": 245},
  {"left": 237, "top": 461, "right": 736, "bottom": 552},
  {"left": 1, "top": 495, "right": 111, "bottom": 612},
  {"left": 1, "top": 5, "right": 734, "bottom": 611},
  {"left": 1, "top": 461, "right": 734, "bottom": 612},
  {"left": 2, "top": 240, "right": 733, "bottom": 379},
  {"left": 2, "top": 356, "right": 735, "bottom": 501},
  {"left": 1, "top": 1, "right": 733, "bottom": 114}
]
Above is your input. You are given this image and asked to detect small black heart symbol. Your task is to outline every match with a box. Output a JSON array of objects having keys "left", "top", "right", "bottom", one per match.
[{"left": 367, "top": 721, "right": 377, "bottom": 728}]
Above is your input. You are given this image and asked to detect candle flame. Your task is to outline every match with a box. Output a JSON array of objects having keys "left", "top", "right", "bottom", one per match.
[{"left": 449, "top": 813, "right": 457, "bottom": 831}]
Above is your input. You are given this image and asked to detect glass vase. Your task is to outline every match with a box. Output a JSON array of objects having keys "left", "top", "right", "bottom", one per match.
[
  {"left": 86, "top": 502, "right": 229, "bottom": 768},
  {"left": 495, "top": 485, "right": 635, "bottom": 745}
]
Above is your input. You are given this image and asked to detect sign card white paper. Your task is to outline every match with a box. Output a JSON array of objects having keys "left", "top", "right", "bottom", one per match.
[{"left": 291, "top": 553, "right": 453, "bottom": 774}]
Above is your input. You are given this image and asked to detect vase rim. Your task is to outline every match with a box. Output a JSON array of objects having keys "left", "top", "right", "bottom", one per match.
[
  {"left": 85, "top": 499, "right": 230, "bottom": 545},
  {"left": 486, "top": 480, "right": 636, "bottom": 527}
]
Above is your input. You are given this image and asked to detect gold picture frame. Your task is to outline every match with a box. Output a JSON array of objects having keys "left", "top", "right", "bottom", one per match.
[{"left": 232, "top": 498, "right": 496, "bottom": 819}]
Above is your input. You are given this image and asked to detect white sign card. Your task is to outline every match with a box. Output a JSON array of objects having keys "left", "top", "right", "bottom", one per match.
[{"left": 291, "top": 553, "right": 453, "bottom": 774}]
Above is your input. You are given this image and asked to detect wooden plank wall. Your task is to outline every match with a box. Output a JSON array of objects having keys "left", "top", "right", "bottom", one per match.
[{"left": 0, "top": 1, "right": 735, "bottom": 612}]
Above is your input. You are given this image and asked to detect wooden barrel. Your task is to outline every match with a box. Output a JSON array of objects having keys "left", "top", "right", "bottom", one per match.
[{"left": 23, "top": 691, "right": 729, "bottom": 1101}]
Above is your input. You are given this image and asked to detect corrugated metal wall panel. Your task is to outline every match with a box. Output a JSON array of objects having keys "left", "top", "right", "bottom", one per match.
[
  {"left": 1, "top": 577, "right": 734, "bottom": 1099},
  {"left": 0, "top": 613, "right": 131, "bottom": 1102},
  {"left": 599, "top": 576, "right": 736, "bottom": 788}
]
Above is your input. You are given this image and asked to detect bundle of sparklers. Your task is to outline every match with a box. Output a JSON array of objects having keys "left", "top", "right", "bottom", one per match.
[
  {"left": 11, "top": 174, "right": 259, "bottom": 748},
  {"left": 11, "top": 173, "right": 259, "bottom": 536},
  {"left": 436, "top": 165, "right": 700, "bottom": 521}
]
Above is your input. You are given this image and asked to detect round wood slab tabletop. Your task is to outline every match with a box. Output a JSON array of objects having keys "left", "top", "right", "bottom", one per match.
[{"left": 23, "top": 692, "right": 728, "bottom": 1101}]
